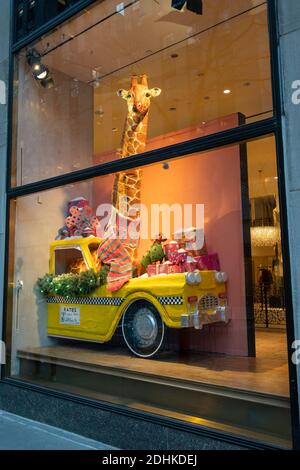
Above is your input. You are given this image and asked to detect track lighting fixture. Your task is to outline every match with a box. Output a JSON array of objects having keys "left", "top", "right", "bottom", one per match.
[
  {"left": 171, "top": 0, "right": 203, "bottom": 14},
  {"left": 26, "top": 49, "right": 54, "bottom": 89}
]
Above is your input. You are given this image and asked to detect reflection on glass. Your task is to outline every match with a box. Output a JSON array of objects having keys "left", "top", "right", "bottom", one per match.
[{"left": 12, "top": 0, "right": 272, "bottom": 186}]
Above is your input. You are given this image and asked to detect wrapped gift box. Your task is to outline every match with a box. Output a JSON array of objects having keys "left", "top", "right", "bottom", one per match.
[
  {"left": 196, "top": 253, "right": 220, "bottom": 271},
  {"left": 184, "top": 258, "right": 198, "bottom": 272},
  {"left": 161, "top": 263, "right": 184, "bottom": 275},
  {"left": 147, "top": 264, "right": 160, "bottom": 276},
  {"left": 164, "top": 241, "right": 179, "bottom": 260},
  {"left": 147, "top": 262, "right": 184, "bottom": 276}
]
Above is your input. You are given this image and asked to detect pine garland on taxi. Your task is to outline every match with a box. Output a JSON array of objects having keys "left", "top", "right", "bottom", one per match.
[{"left": 37, "top": 267, "right": 109, "bottom": 298}]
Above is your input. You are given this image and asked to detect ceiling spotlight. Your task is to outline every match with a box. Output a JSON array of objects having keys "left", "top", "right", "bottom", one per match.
[
  {"left": 171, "top": 0, "right": 203, "bottom": 15},
  {"left": 223, "top": 89, "right": 231, "bottom": 94},
  {"left": 35, "top": 64, "right": 49, "bottom": 81},
  {"left": 26, "top": 49, "right": 53, "bottom": 88}
]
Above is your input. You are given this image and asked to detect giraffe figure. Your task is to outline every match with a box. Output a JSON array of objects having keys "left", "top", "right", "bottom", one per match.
[{"left": 112, "top": 74, "right": 161, "bottom": 261}]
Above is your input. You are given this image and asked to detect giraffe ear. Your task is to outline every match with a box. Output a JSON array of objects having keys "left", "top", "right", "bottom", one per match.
[
  {"left": 149, "top": 87, "right": 162, "bottom": 98},
  {"left": 117, "top": 89, "right": 128, "bottom": 99}
]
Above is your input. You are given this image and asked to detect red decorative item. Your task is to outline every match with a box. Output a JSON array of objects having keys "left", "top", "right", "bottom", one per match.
[
  {"left": 56, "top": 198, "right": 99, "bottom": 240},
  {"left": 67, "top": 197, "right": 89, "bottom": 212},
  {"left": 147, "top": 264, "right": 160, "bottom": 277},
  {"left": 186, "top": 239, "right": 208, "bottom": 257},
  {"left": 172, "top": 249, "right": 188, "bottom": 265},
  {"left": 164, "top": 241, "right": 179, "bottom": 261},
  {"left": 196, "top": 253, "right": 220, "bottom": 271},
  {"left": 147, "top": 262, "right": 185, "bottom": 277},
  {"left": 166, "top": 264, "right": 185, "bottom": 274},
  {"left": 184, "top": 259, "right": 198, "bottom": 272}
]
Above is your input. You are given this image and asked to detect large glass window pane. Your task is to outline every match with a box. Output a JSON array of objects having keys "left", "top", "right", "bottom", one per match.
[
  {"left": 6, "top": 135, "right": 291, "bottom": 447},
  {"left": 11, "top": 0, "right": 272, "bottom": 186}
]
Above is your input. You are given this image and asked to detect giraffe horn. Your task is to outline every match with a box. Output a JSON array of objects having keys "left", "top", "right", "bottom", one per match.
[
  {"left": 131, "top": 75, "right": 138, "bottom": 87},
  {"left": 141, "top": 74, "right": 148, "bottom": 86}
]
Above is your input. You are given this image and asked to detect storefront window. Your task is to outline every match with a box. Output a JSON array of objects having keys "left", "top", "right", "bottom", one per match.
[
  {"left": 6, "top": 132, "right": 291, "bottom": 447},
  {"left": 11, "top": 0, "right": 273, "bottom": 186},
  {"left": 5, "top": 0, "right": 292, "bottom": 450}
]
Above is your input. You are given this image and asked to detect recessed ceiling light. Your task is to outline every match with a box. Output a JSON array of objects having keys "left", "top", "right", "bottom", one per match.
[
  {"left": 223, "top": 89, "right": 231, "bottom": 94},
  {"left": 204, "top": 96, "right": 210, "bottom": 100},
  {"left": 112, "top": 127, "right": 118, "bottom": 132},
  {"left": 243, "top": 82, "right": 251, "bottom": 87},
  {"left": 170, "top": 53, "right": 179, "bottom": 59},
  {"left": 169, "top": 107, "right": 176, "bottom": 111}
]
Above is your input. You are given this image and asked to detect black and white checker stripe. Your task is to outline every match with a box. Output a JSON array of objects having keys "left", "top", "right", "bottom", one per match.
[
  {"left": 157, "top": 296, "right": 183, "bottom": 305},
  {"left": 47, "top": 296, "right": 124, "bottom": 306}
]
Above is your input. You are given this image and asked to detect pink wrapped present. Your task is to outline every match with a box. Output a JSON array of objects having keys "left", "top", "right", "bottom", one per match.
[
  {"left": 166, "top": 264, "right": 185, "bottom": 274},
  {"left": 67, "top": 197, "right": 90, "bottom": 213},
  {"left": 147, "top": 262, "right": 184, "bottom": 276},
  {"left": 164, "top": 241, "right": 179, "bottom": 261},
  {"left": 196, "top": 253, "right": 220, "bottom": 271},
  {"left": 147, "top": 264, "right": 160, "bottom": 276},
  {"left": 159, "top": 262, "right": 184, "bottom": 275},
  {"left": 187, "top": 240, "right": 208, "bottom": 257},
  {"left": 184, "top": 258, "right": 198, "bottom": 272},
  {"left": 169, "top": 248, "right": 187, "bottom": 265}
]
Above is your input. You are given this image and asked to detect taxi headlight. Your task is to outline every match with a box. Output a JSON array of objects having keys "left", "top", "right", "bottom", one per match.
[
  {"left": 186, "top": 270, "right": 202, "bottom": 285},
  {"left": 215, "top": 271, "right": 228, "bottom": 283}
]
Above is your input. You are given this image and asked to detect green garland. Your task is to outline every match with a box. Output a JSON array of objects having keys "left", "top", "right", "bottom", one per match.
[{"left": 37, "top": 268, "right": 109, "bottom": 298}]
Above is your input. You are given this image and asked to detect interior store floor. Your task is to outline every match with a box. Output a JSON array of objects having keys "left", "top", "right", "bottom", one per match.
[{"left": 18, "top": 329, "right": 289, "bottom": 398}]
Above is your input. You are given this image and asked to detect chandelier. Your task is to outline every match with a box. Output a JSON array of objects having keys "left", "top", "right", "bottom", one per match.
[
  {"left": 250, "top": 169, "right": 280, "bottom": 248},
  {"left": 251, "top": 226, "right": 280, "bottom": 248}
]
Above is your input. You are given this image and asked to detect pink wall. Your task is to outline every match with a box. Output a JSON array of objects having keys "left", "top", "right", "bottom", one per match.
[{"left": 93, "top": 114, "right": 249, "bottom": 356}]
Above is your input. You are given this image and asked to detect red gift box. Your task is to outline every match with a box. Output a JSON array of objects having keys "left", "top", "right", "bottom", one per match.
[
  {"left": 166, "top": 264, "right": 185, "bottom": 274},
  {"left": 147, "top": 264, "right": 160, "bottom": 276},
  {"left": 186, "top": 239, "right": 208, "bottom": 257},
  {"left": 147, "top": 262, "right": 184, "bottom": 276},
  {"left": 159, "top": 262, "right": 185, "bottom": 275},
  {"left": 169, "top": 249, "right": 188, "bottom": 265},
  {"left": 164, "top": 241, "right": 179, "bottom": 260},
  {"left": 196, "top": 253, "right": 220, "bottom": 271},
  {"left": 184, "top": 261, "right": 198, "bottom": 272}
]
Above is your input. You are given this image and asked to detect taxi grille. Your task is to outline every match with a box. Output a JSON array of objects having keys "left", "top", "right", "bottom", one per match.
[{"left": 199, "top": 294, "right": 219, "bottom": 312}]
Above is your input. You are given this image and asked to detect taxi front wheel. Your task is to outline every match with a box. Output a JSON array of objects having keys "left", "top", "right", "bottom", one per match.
[{"left": 122, "top": 300, "right": 165, "bottom": 358}]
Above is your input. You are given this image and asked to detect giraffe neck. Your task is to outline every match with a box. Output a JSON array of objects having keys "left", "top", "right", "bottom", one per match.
[
  {"left": 112, "top": 110, "right": 149, "bottom": 262},
  {"left": 121, "top": 111, "right": 148, "bottom": 157}
]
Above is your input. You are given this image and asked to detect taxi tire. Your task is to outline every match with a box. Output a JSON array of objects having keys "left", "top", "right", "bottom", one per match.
[{"left": 122, "top": 300, "right": 165, "bottom": 358}]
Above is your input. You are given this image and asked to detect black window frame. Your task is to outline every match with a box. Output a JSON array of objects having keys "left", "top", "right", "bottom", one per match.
[
  {"left": 13, "top": 0, "right": 96, "bottom": 44},
  {"left": 2, "top": 0, "right": 299, "bottom": 450}
]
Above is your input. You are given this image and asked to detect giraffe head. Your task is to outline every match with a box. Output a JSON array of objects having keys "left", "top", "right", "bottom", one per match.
[{"left": 117, "top": 75, "right": 161, "bottom": 118}]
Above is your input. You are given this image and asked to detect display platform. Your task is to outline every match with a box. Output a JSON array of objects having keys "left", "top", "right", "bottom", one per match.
[
  {"left": 16, "top": 330, "right": 291, "bottom": 447},
  {"left": 18, "top": 329, "right": 288, "bottom": 396}
]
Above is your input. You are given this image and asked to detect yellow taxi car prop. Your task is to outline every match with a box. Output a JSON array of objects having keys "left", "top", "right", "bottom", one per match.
[{"left": 47, "top": 237, "right": 230, "bottom": 358}]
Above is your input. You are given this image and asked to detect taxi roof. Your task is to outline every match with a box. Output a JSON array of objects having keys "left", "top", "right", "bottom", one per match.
[{"left": 50, "top": 236, "right": 102, "bottom": 249}]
